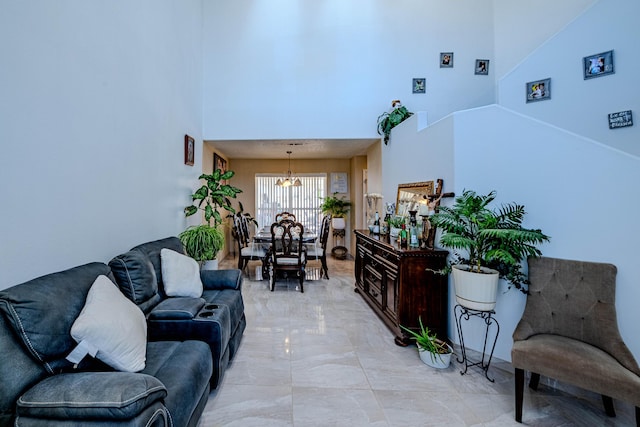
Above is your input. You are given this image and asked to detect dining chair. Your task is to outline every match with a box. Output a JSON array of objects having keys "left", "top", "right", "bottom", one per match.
[
  {"left": 275, "top": 211, "right": 296, "bottom": 222},
  {"left": 305, "top": 214, "right": 331, "bottom": 279},
  {"left": 512, "top": 256, "right": 640, "bottom": 425},
  {"left": 268, "top": 218, "right": 306, "bottom": 292},
  {"left": 233, "top": 213, "right": 267, "bottom": 276}
]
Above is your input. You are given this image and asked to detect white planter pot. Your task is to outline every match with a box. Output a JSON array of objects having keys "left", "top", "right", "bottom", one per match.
[
  {"left": 201, "top": 259, "right": 219, "bottom": 270},
  {"left": 390, "top": 227, "right": 401, "bottom": 238},
  {"left": 452, "top": 264, "right": 499, "bottom": 311},
  {"left": 331, "top": 217, "right": 346, "bottom": 230},
  {"left": 418, "top": 343, "right": 453, "bottom": 369}
]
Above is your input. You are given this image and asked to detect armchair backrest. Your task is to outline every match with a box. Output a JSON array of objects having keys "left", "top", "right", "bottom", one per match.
[
  {"left": 514, "top": 256, "right": 640, "bottom": 375},
  {"left": 270, "top": 219, "right": 305, "bottom": 266}
]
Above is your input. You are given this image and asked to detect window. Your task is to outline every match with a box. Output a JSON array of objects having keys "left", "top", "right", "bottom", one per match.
[{"left": 255, "top": 174, "right": 327, "bottom": 234}]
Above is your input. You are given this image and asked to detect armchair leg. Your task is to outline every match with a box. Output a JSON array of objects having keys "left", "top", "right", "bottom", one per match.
[
  {"left": 602, "top": 395, "right": 616, "bottom": 417},
  {"left": 635, "top": 406, "right": 639, "bottom": 427},
  {"left": 515, "top": 368, "right": 524, "bottom": 423},
  {"left": 529, "top": 372, "right": 540, "bottom": 390}
]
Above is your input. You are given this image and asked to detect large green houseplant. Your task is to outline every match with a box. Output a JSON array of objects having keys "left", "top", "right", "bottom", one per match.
[
  {"left": 320, "top": 193, "right": 352, "bottom": 230},
  {"left": 430, "top": 190, "right": 549, "bottom": 309},
  {"left": 183, "top": 168, "right": 242, "bottom": 268},
  {"left": 376, "top": 100, "right": 413, "bottom": 145}
]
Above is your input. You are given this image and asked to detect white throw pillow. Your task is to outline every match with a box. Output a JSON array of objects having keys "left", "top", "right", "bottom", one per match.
[
  {"left": 70, "top": 275, "right": 147, "bottom": 372},
  {"left": 160, "top": 248, "right": 203, "bottom": 298}
]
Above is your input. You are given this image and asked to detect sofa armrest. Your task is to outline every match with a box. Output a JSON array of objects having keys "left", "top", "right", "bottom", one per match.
[
  {"left": 17, "top": 372, "right": 167, "bottom": 421},
  {"left": 200, "top": 269, "right": 242, "bottom": 291}
]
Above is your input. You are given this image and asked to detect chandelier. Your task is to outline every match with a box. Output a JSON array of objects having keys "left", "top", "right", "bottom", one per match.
[{"left": 275, "top": 151, "right": 302, "bottom": 187}]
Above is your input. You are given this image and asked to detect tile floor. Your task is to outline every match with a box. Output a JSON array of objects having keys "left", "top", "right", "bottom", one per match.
[{"left": 199, "top": 256, "right": 636, "bottom": 427}]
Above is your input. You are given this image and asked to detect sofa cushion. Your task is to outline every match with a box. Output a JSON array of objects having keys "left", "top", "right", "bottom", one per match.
[
  {"left": 0, "top": 262, "right": 113, "bottom": 374},
  {"left": 160, "top": 249, "right": 203, "bottom": 298},
  {"left": 17, "top": 372, "right": 166, "bottom": 420},
  {"left": 109, "top": 250, "right": 162, "bottom": 314},
  {"left": 142, "top": 341, "right": 212, "bottom": 427},
  {"left": 147, "top": 297, "right": 205, "bottom": 320},
  {"left": 131, "top": 237, "right": 185, "bottom": 290},
  {"left": 70, "top": 275, "right": 147, "bottom": 372}
]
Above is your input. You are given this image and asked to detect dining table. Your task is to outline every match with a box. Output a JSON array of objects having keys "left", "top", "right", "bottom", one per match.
[{"left": 252, "top": 229, "right": 318, "bottom": 244}]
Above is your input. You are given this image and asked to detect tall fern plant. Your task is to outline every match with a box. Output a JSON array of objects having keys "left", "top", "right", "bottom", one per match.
[{"left": 430, "top": 190, "right": 550, "bottom": 293}]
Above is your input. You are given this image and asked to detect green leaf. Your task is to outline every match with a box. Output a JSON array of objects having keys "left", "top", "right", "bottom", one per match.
[{"left": 184, "top": 206, "right": 198, "bottom": 217}]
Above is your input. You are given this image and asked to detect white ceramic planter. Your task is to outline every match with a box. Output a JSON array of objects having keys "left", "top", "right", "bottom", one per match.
[
  {"left": 418, "top": 342, "right": 453, "bottom": 369},
  {"left": 331, "top": 217, "right": 346, "bottom": 230},
  {"left": 201, "top": 259, "right": 219, "bottom": 270},
  {"left": 452, "top": 264, "right": 499, "bottom": 311}
]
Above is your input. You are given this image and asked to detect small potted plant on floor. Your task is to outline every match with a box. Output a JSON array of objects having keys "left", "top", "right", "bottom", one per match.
[
  {"left": 183, "top": 168, "right": 243, "bottom": 269},
  {"left": 320, "top": 192, "right": 352, "bottom": 230},
  {"left": 430, "top": 189, "right": 550, "bottom": 311},
  {"left": 401, "top": 317, "right": 453, "bottom": 369}
]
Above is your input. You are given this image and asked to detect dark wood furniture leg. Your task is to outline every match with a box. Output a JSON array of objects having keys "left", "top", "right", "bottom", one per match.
[
  {"left": 515, "top": 368, "right": 524, "bottom": 423},
  {"left": 602, "top": 395, "right": 616, "bottom": 417},
  {"left": 528, "top": 372, "right": 540, "bottom": 390}
]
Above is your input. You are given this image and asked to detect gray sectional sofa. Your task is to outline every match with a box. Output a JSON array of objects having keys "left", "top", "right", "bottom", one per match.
[{"left": 0, "top": 237, "right": 245, "bottom": 427}]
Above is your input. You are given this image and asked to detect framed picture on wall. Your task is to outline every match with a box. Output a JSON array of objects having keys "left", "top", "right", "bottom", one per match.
[
  {"left": 184, "top": 135, "right": 194, "bottom": 166},
  {"left": 526, "top": 78, "right": 551, "bottom": 103},
  {"left": 412, "top": 78, "right": 426, "bottom": 94},
  {"left": 475, "top": 59, "right": 489, "bottom": 75},
  {"left": 213, "top": 153, "right": 227, "bottom": 183},
  {"left": 440, "top": 52, "right": 453, "bottom": 68},
  {"left": 583, "top": 50, "right": 614, "bottom": 80}
]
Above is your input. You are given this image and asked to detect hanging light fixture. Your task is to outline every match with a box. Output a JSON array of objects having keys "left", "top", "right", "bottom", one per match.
[{"left": 275, "top": 151, "right": 302, "bottom": 187}]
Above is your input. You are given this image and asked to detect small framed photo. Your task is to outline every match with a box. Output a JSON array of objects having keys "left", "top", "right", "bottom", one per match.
[
  {"left": 526, "top": 78, "right": 551, "bottom": 103},
  {"left": 440, "top": 52, "right": 453, "bottom": 68},
  {"left": 412, "top": 78, "right": 426, "bottom": 94},
  {"left": 213, "top": 153, "right": 227, "bottom": 183},
  {"left": 583, "top": 50, "right": 614, "bottom": 80},
  {"left": 475, "top": 59, "right": 489, "bottom": 75},
  {"left": 184, "top": 134, "right": 194, "bottom": 166}
]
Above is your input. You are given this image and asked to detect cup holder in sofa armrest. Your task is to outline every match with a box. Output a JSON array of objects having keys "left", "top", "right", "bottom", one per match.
[
  {"left": 204, "top": 304, "right": 219, "bottom": 311},
  {"left": 148, "top": 297, "right": 206, "bottom": 320}
]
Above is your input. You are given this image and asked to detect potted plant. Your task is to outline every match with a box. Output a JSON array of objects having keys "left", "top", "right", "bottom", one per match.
[
  {"left": 183, "top": 168, "right": 243, "bottom": 269},
  {"left": 320, "top": 192, "right": 352, "bottom": 230},
  {"left": 430, "top": 190, "right": 550, "bottom": 311},
  {"left": 386, "top": 215, "right": 405, "bottom": 238},
  {"left": 179, "top": 225, "right": 225, "bottom": 269},
  {"left": 400, "top": 317, "right": 453, "bottom": 369},
  {"left": 376, "top": 100, "right": 414, "bottom": 145}
]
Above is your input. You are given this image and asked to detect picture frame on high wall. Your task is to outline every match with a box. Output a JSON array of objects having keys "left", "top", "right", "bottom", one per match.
[
  {"left": 184, "top": 134, "right": 194, "bottom": 166},
  {"left": 213, "top": 153, "right": 227, "bottom": 183},
  {"left": 526, "top": 78, "right": 551, "bottom": 103},
  {"left": 440, "top": 52, "right": 453, "bottom": 68},
  {"left": 475, "top": 59, "right": 489, "bottom": 75},
  {"left": 583, "top": 50, "right": 614, "bottom": 80},
  {"left": 412, "top": 78, "right": 426, "bottom": 94}
]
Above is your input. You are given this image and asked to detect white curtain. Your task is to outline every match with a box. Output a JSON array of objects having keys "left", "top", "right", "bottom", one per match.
[{"left": 255, "top": 174, "right": 327, "bottom": 234}]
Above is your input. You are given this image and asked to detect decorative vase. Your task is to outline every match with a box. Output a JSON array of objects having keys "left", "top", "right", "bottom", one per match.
[
  {"left": 418, "top": 342, "right": 453, "bottom": 369},
  {"left": 452, "top": 264, "right": 499, "bottom": 311}
]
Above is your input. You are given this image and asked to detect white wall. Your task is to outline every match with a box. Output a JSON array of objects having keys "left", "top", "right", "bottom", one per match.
[
  {"left": 386, "top": 103, "right": 640, "bottom": 363},
  {"left": 499, "top": 0, "right": 640, "bottom": 155},
  {"left": 492, "top": 0, "right": 596, "bottom": 79},
  {"left": 202, "top": 0, "right": 495, "bottom": 141},
  {"left": 0, "top": 1, "right": 203, "bottom": 288}
]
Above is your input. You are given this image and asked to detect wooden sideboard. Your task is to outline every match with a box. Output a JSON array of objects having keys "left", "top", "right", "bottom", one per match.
[{"left": 353, "top": 230, "right": 449, "bottom": 345}]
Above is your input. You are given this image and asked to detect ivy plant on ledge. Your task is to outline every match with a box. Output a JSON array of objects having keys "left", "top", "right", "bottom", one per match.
[{"left": 377, "top": 100, "right": 414, "bottom": 145}]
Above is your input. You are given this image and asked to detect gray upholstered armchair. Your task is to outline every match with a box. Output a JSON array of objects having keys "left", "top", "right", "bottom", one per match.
[{"left": 512, "top": 256, "right": 640, "bottom": 425}]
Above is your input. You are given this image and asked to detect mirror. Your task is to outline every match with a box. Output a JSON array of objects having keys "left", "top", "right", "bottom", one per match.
[{"left": 396, "top": 181, "right": 434, "bottom": 217}]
